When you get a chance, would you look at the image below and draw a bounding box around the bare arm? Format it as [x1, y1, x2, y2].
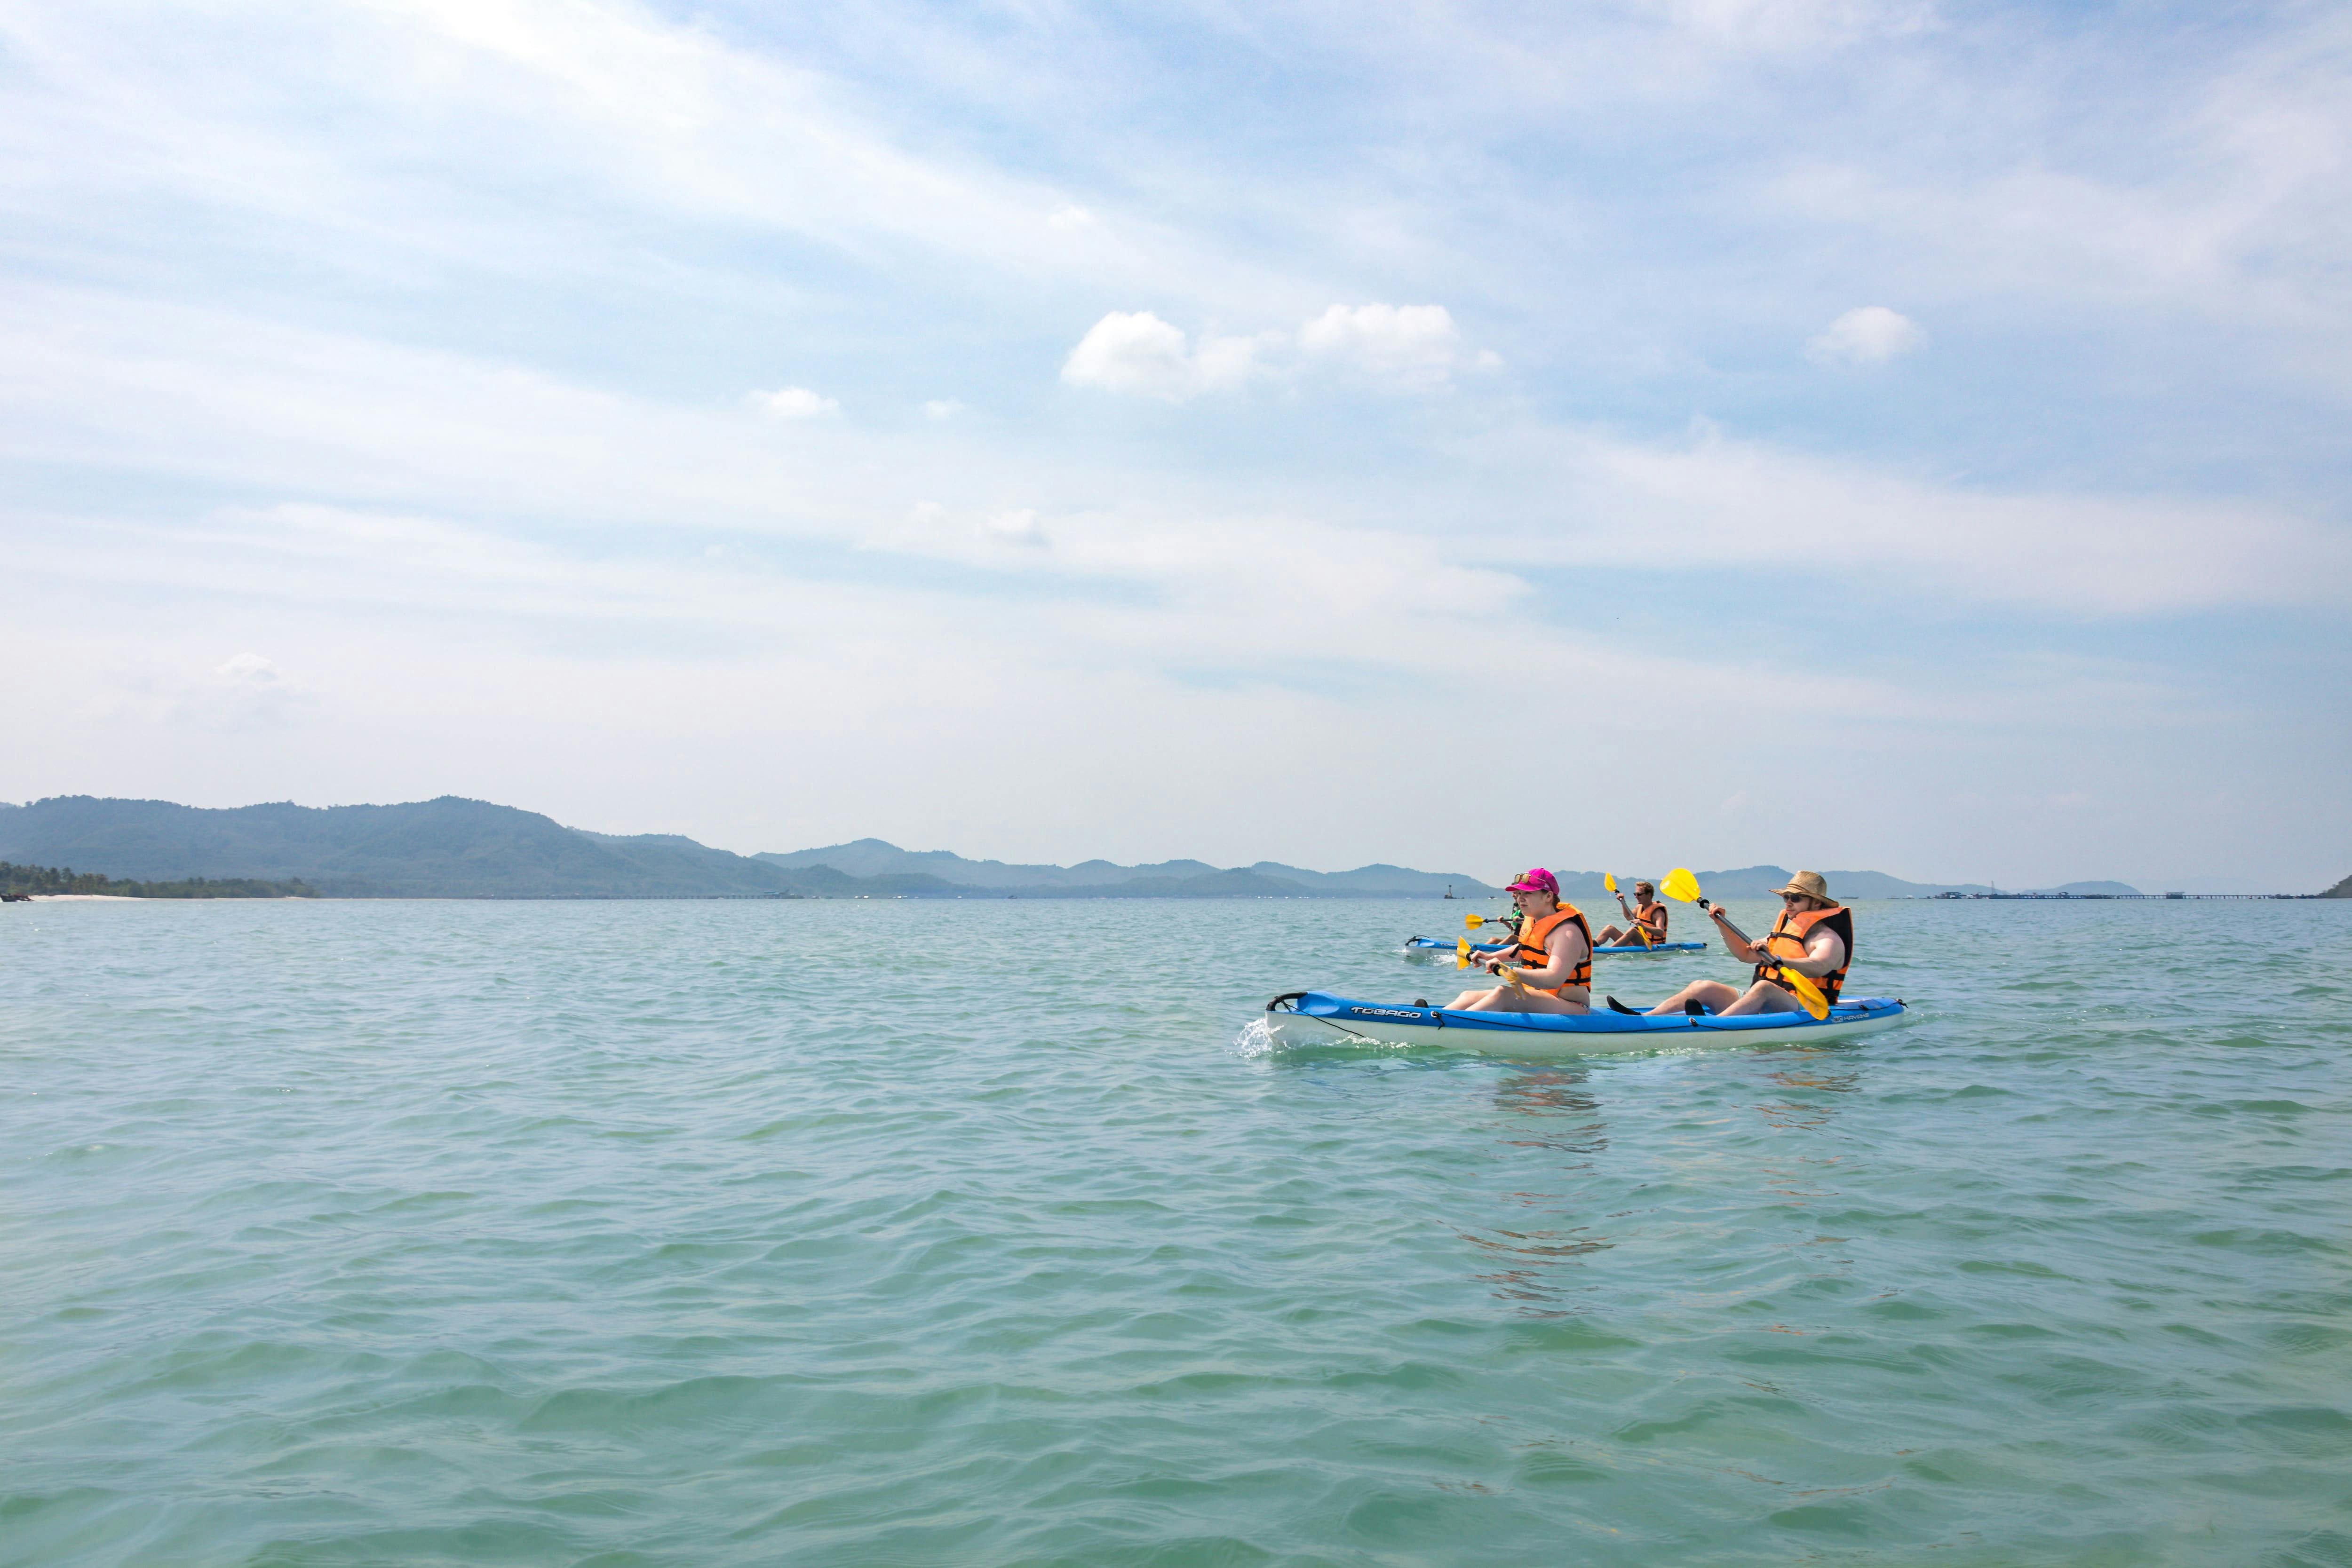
[1773, 927, 1847, 979]
[1709, 905, 1765, 962]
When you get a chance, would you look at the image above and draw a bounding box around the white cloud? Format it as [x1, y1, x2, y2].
[1062, 311, 1191, 397]
[922, 399, 964, 420]
[1806, 306, 1924, 365]
[178, 650, 308, 730]
[1064, 303, 1478, 399]
[1060, 311, 1261, 400]
[753, 386, 841, 419]
[215, 651, 284, 688]
[980, 507, 1048, 548]
[1047, 205, 1096, 231]
[1297, 303, 1465, 388]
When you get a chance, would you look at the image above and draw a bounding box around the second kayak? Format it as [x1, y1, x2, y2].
[1402, 936, 1707, 959]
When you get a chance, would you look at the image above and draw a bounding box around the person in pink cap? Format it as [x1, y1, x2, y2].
[1445, 868, 1594, 1014]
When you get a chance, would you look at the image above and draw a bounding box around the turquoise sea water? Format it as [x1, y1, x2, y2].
[3, 896, 2347, 1567]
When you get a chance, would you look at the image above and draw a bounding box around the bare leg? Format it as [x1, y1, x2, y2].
[1645, 979, 1742, 1016]
[1716, 979, 1810, 1017]
[1455, 985, 1591, 1014]
[1595, 924, 1628, 945]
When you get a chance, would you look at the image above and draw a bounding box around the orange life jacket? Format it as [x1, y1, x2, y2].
[1512, 903, 1594, 996]
[1754, 905, 1852, 1005]
[1628, 901, 1667, 944]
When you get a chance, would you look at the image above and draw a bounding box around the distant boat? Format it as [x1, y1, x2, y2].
[1444, 884, 1457, 899]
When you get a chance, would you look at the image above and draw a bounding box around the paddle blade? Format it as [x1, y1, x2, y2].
[1465, 913, 1482, 930]
[1604, 871, 1617, 894]
[1778, 966, 1831, 1020]
[1457, 937, 1471, 969]
[1661, 868, 1703, 904]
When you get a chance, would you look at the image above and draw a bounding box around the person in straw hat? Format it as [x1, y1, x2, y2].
[1641, 871, 1853, 1017]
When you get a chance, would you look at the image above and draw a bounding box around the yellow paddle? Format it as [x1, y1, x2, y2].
[1659, 867, 1829, 1019]
[1459, 937, 1527, 987]
[1767, 962, 1831, 1020]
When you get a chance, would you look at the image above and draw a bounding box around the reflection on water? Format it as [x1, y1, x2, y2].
[1741, 1054, 1865, 1285]
[1490, 1067, 1609, 1158]
[1468, 1068, 1615, 1312]
[1750, 1053, 1864, 1133]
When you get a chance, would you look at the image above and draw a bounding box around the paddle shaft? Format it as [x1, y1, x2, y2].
[1700, 900, 1757, 947]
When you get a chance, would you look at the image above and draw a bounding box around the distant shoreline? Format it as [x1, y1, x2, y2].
[10, 794, 2335, 897]
[13, 891, 2334, 905]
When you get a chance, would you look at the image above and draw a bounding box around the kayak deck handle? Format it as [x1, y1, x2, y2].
[1267, 992, 1308, 1013]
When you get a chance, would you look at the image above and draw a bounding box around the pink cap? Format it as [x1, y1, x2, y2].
[1506, 868, 1559, 897]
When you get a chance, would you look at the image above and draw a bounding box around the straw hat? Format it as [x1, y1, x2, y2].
[1772, 870, 1833, 904]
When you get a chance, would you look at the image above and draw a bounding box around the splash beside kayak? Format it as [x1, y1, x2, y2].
[1265, 991, 1909, 1053]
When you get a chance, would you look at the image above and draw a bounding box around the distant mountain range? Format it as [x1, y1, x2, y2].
[0, 795, 2143, 901]
[757, 839, 1491, 897]
[0, 797, 1495, 900]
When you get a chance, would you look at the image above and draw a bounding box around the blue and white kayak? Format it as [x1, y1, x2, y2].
[1265, 990, 1909, 1054]
[1402, 936, 1707, 959]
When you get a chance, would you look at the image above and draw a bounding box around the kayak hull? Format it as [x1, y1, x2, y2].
[1403, 937, 1706, 959]
[1265, 990, 1909, 1055]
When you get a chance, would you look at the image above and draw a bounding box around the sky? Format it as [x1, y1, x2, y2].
[2, 0, 2347, 892]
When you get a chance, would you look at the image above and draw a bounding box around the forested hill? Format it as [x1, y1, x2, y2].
[0, 797, 1499, 900]
[0, 797, 792, 899]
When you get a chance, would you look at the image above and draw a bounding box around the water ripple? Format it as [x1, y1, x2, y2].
[2, 896, 2347, 1565]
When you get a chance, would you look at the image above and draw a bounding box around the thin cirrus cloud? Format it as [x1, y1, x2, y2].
[872, 502, 1049, 555]
[5, 277, 2337, 625]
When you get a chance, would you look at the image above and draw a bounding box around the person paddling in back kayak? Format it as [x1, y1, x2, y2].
[1640, 871, 1851, 1017]
[1445, 868, 1594, 1014]
[1594, 880, 1667, 949]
